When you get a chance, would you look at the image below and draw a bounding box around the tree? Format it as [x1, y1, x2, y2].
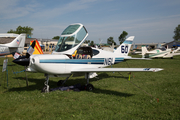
[119, 31, 128, 44]
[7, 26, 34, 38]
[89, 41, 94, 46]
[173, 24, 180, 41]
[84, 40, 90, 44]
[52, 36, 60, 40]
[107, 37, 116, 45]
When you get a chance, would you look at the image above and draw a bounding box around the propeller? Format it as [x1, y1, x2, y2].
[13, 40, 36, 66]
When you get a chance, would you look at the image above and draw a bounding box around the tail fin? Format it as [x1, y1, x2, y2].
[30, 40, 43, 55]
[4, 34, 26, 54]
[114, 36, 134, 56]
[141, 46, 148, 58]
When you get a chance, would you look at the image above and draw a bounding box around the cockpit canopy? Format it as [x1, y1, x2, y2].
[54, 23, 88, 54]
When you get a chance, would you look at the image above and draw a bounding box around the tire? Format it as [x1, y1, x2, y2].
[86, 84, 94, 91]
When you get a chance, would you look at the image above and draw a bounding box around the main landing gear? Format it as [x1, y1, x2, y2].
[85, 73, 94, 91]
[41, 73, 94, 93]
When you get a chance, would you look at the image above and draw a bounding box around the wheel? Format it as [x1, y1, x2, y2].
[41, 86, 49, 93]
[171, 57, 173, 59]
[41, 86, 47, 93]
[86, 84, 94, 91]
[57, 80, 64, 86]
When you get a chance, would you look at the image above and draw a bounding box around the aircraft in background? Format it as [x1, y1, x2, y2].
[142, 46, 180, 59]
[19, 23, 163, 93]
[101, 43, 115, 52]
[0, 34, 26, 56]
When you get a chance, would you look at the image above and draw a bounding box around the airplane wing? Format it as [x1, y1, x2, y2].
[71, 68, 163, 73]
[171, 53, 180, 56]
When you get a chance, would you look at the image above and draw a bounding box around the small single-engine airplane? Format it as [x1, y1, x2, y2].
[142, 46, 180, 59]
[0, 34, 26, 56]
[22, 23, 163, 92]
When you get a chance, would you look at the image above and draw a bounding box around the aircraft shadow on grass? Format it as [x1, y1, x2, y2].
[8, 72, 133, 97]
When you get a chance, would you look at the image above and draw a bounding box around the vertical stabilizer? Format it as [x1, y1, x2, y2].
[30, 40, 43, 55]
[114, 36, 134, 56]
[141, 46, 148, 58]
[17, 34, 26, 53]
[4, 34, 26, 54]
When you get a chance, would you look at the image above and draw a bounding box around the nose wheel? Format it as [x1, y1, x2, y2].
[42, 74, 50, 93]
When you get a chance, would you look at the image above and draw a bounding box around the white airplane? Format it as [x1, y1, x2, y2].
[142, 46, 180, 59]
[26, 23, 163, 92]
[0, 34, 26, 56]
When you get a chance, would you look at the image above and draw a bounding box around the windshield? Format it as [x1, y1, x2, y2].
[55, 26, 87, 52]
[62, 25, 80, 35]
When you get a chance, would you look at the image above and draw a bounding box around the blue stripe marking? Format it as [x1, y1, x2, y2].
[40, 58, 125, 64]
[123, 41, 133, 44]
[115, 58, 124, 63]
[40, 58, 105, 64]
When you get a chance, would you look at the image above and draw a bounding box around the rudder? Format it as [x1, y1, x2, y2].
[114, 36, 134, 56]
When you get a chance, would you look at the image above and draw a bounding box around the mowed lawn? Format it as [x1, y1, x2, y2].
[0, 55, 180, 119]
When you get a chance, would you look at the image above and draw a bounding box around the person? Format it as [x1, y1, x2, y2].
[50, 83, 86, 92]
[72, 50, 77, 58]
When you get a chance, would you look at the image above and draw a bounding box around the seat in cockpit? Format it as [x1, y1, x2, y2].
[83, 55, 91, 59]
[75, 54, 82, 59]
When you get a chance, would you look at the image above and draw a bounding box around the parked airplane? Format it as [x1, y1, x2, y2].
[101, 43, 115, 52]
[142, 46, 180, 58]
[0, 34, 26, 56]
[23, 23, 163, 92]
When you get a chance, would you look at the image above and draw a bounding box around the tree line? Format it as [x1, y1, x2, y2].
[7, 24, 180, 44]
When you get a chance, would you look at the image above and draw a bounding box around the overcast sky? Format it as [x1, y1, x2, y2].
[0, 0, 180, 44]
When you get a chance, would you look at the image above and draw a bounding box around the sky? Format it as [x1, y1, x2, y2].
[0, 0, 180, 44]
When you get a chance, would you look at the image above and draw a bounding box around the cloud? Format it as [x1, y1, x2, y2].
[31, 0, 98, 19]
[0, 0, 39, 19]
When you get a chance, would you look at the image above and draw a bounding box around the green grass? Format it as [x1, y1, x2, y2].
[0, 56, 180, 119]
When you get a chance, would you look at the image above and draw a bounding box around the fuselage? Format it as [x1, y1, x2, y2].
[146, 49, 172, 58]
[0, 45, 11, 56]
[26, 23, 133, 75]
[27, 47, 130, 75]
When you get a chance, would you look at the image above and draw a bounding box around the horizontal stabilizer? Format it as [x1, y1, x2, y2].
[71, 68, 163, 73]
[171, 53, 180, 56]
[124, 58, 151, 60]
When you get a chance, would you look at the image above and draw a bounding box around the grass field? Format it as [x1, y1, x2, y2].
[0, 55, 180, 119]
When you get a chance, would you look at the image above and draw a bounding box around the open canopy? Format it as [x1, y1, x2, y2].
[53, 23, 88, 55]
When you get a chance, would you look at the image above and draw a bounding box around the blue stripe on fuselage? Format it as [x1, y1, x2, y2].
[115, 58, 124, 64]
[40, 58, 124, 64]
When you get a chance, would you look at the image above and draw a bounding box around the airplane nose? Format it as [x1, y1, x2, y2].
[30, 56, 39, 65]
[13, 56, 30, 66]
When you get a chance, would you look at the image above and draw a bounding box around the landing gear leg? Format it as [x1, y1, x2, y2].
[42, 74, 50, 93]
[57, 74, 72, 86]
[85, 73, 94, 91]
